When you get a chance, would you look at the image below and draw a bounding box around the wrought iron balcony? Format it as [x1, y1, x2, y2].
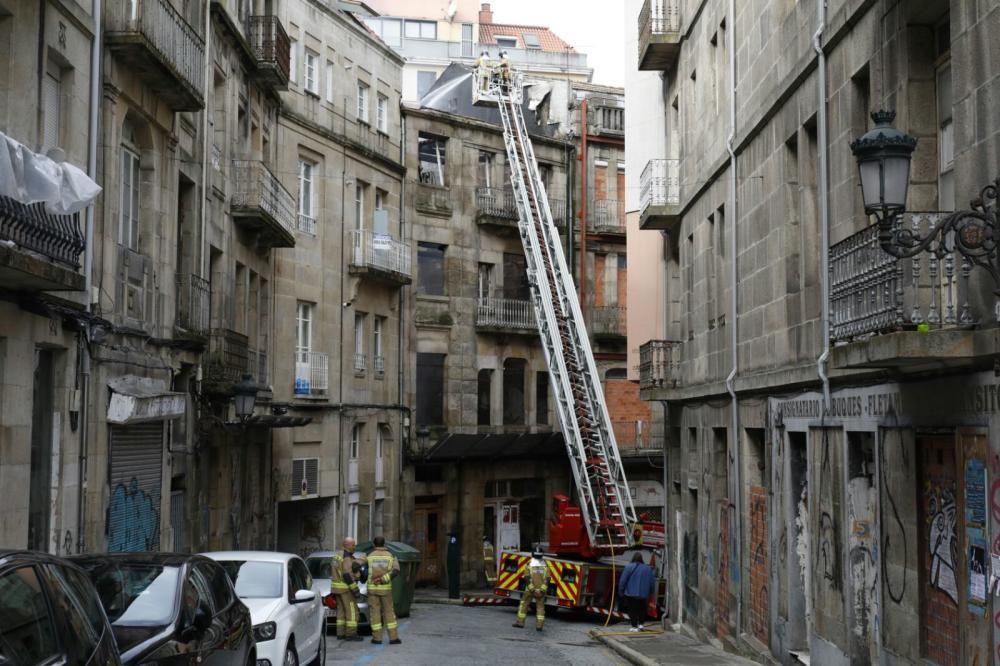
[590, 305, 626, 338]
[639, 339, 682, 391]
[549, 198, 567, 227]
[203, 329, 249, 395]
[231, 160, 296, 248]
[246, 15, 290, 91]
[640, 158, 680, 231]
[105, 0, 205, 110]
[612, 420, 661, 452]
[638, 0, 681, 71]
[0, 195, 85, 291]
[294, 351, 329, 396]
[589, 199, 626, 235]
[354, 352, 367, 375]
[476, 297, 536, 334]
[349, 229, 412, 286]
[373, 354, 385, 376]
[475, 187, 518, 227]
[175, 273, 210, 341]
[829, 216, 993, 366]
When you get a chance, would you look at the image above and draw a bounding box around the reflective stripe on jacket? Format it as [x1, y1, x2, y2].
[367, 547, 399, 595]
[525, 560, 549, 593]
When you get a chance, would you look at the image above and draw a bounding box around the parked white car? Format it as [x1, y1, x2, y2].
[204, 551, 326, 666]
[304, 550, 369, 633]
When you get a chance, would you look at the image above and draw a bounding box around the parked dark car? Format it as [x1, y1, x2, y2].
[72, 553, 254, 665]
[0, 549, 122, 666]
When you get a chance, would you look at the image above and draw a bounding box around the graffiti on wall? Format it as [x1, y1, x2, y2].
[991, 452, 1000, 666]
[749, 486, 769, 645]
[880, 428, 908, 605]
[926, 483, 959, 605]
[108, 478, 159, 552]
[716, 504, 731, 640]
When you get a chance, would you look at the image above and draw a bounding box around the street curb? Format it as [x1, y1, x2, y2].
[590, 632, 658, 666]
[412, 597, 465, 606]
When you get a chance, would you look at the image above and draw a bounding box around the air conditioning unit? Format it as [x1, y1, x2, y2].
[291, 457, 319, 498]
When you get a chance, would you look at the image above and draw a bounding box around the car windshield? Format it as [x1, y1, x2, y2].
[88, 564, 180, 626]
[217, 561, 284, 599]
[306, 557, 332, 579]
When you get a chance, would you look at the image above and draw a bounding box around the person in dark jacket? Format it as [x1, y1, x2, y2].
[618, 552, 656, 631]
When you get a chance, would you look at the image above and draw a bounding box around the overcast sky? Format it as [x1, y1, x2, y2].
[489, 0, 626, 87]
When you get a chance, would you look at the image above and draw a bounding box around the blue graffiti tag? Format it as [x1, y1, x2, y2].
[108, 478, 160, 552]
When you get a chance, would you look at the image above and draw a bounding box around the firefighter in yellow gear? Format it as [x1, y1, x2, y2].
[513, 549, 549, 631]
[483, 536, 497, 583]
[330, 537, 363, 641]
[367, 536, 403, 645]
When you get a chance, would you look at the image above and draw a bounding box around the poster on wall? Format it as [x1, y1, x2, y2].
[968, 529, 987, 614]
[965, 458, 986, 526]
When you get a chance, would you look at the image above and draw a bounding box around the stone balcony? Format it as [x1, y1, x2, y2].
[349, 229, 412, 287]
[105, 0, 205, 111]
[246, 14, 290, 91]
[638, 0, 681, 71]
[639, 158, 681, 231]
[475, 187, 518, 229]
[590, 106, 624, 139]
[476, 297, 537, 335]
[829, 217, 1000, 369]
[231, 160, 296, 248]
[589, 305, 626, 339]
[0, 195, 85, 291]
[638, 339, 683, 400]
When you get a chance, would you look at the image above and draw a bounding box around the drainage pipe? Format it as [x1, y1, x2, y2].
[78, 0, 102, 553]
[724, 0, 743, 639]
[814, 0, 831, 409]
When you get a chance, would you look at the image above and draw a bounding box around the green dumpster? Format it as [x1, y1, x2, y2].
[357, 540, 421, 617]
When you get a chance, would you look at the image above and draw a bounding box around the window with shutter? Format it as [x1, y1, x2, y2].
[291, 457, 319, 497]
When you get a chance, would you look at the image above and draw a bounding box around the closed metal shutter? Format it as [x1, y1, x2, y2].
[108, 422, 164, 552]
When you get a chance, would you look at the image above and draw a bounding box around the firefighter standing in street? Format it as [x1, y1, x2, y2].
[513, 548, 549, 631]
[367, 536, 403, 645]
[330, 537, 363, 641]
[483, 536, 496, 584]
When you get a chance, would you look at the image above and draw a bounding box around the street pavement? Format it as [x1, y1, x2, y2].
[323, 602, 626, 666]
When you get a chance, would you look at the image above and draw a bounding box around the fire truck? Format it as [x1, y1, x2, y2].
[471, 62, 665, 621]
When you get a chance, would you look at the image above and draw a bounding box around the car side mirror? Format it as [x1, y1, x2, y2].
[294, 589, 317, 603]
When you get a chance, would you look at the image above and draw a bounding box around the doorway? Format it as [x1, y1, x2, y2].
[414, 498, 443, 585]
[497, 501, 520, 553]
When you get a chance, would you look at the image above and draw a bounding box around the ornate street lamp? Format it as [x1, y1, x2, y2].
[233, 374, 258, 424]
[850, 110, 1000, 295]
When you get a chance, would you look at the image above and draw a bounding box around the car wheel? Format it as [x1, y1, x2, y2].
[310, 630, 326, 666]
[284, 642, 299, 666]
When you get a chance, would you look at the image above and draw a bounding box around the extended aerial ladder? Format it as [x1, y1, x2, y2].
[473, 63, 637, 555]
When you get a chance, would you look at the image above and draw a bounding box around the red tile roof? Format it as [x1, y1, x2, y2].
[479, 23, 577, 53]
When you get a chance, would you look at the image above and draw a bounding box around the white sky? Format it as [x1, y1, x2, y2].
[488, 0, 626, 87]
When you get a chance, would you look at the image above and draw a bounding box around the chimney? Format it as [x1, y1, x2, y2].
[479, 3, 493, 24]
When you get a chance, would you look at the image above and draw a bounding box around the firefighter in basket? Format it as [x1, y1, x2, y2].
[513, 548, 549, 631]
[477, 50, 491, 96]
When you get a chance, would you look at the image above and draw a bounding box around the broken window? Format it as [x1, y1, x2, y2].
[503, 253, 529, 300]
[502, 358, 526, 426]
[418, 133, 447, 186]
[417, 242, 446, 296]
[478, 369, 493, 427]
[535, 372, 549, 425]
[416, 353, 446, 426]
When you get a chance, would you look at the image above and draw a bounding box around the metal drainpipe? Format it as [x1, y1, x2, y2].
[397, 114, 406, 540]
[78, 0, 102, 553]
[814, 0, 831, 409]
[724, 0, 743, 639]
[339, 157, 348, 539]
[578, 98, 588, 318]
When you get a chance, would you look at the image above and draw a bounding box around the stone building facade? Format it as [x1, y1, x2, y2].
[630, 0, 1000, 664]
[270, 0, 408, 555]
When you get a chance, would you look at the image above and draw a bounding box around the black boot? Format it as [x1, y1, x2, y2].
[512, 622, 524, 628]
[370, 639, 382, 644]
[389, 639, 402, 645]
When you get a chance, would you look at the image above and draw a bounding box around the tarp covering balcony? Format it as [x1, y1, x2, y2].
[0, 132, 100, 215]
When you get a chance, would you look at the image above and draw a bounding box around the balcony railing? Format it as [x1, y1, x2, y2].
[829, 214, 988, 343]
[638, 0, 681, 71]
[176, 273, 210, 338]
[204, 329, 249, 393]
[0, 195, 85, 269]
[641, 159, 680, 212]
[231, 160, 296, 247]
[294, 351, 329, 396]
[476, 297, 536, 331]
[639, 339, 682, 390]
[350, 229, 412, 282]
[589, 199, 626, 234]
[590, 305, 627, 337]
[246, 15, 290, 90]
[475, 187, 518, 221]
[593, 106, 625, 136]
[247, 349, 269, 386]
[354, 352, 367, 374]
[105, 0, 205, 110]
[374, 354, 385, 375]
[549, 198, 567, 226]
[612, 420, 659, 450]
